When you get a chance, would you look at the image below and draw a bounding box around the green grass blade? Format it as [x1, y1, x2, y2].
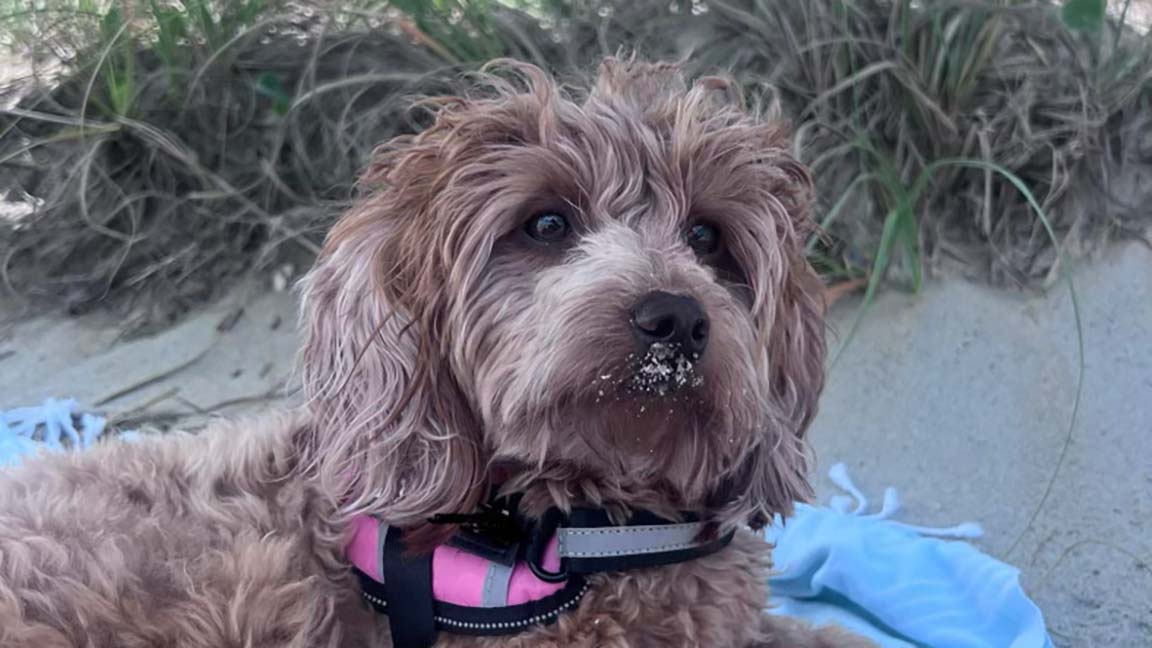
[897, 196, 921, 292]
[82, 9, 134, 121]
[182, 0, 219, 48]
[150, 0, 188, 69]
[1062, 0, 1106, 32]
[828, 201, 903, 368]
[806, 172, 878, 254]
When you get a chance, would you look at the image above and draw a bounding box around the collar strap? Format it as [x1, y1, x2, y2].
[524, 507, 735, 582]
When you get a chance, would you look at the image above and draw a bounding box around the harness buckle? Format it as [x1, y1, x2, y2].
[434, 500, 524, 566]
[524, 507, 568, 583]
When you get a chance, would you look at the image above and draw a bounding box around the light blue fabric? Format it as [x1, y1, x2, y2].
[767, 464, 1053, 648]
[0, 398, 107, 466]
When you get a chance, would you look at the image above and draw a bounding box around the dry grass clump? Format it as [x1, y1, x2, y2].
[701, 0, 1152, 286]
[0, 0, 1149, 329]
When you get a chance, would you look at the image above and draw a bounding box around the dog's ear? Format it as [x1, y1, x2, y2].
[747, 257, 825, 527]
[723, 129, 827, 529]
[296, 131, 487, 547]
[755, 133, 826, 438]
[716, 252, 825, 530]
[297, 64, 565, 545]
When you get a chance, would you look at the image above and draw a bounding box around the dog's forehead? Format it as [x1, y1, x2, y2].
[384, 72, 804, 287]
[514, 98, 770, 226]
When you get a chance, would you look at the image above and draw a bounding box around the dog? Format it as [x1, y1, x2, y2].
[0, 59, 870, 647]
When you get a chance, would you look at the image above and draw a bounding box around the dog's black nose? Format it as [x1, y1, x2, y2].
[630, 291, 709, 357]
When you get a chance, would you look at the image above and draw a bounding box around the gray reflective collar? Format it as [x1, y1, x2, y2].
[524, 507, 735, 582]
[556, 521, 716, 558]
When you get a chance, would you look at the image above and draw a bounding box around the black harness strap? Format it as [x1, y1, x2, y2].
[381, 526, 437, 648]
[356, 568, 588, 637]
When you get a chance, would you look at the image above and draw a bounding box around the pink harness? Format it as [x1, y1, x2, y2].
[346, 498, 734, 647]
[348, 515, 567, 609]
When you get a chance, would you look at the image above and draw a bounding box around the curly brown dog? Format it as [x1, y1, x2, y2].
[0, 59, 871, 647]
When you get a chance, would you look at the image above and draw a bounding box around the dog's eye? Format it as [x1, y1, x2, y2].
[686, 223, 720, 256]
[525, 212, 570, 243]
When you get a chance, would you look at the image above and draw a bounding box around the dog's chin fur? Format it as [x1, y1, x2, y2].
[0, 59, 875, 647]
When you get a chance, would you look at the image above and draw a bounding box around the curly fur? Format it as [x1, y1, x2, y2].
[0, 59, 870, 647]
[298, 58, 824, 543]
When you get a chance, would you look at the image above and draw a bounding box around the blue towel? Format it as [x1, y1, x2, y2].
[767, 464, 1053, 647]
[0, 398, 107, 466]
[2, 400, 1052, 647]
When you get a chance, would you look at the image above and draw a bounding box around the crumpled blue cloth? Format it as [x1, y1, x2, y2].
[0, 398, 107, 466]
[766, 463, 1053, 647]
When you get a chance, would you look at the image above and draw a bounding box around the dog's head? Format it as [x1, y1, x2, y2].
[298, 59, 825, 543]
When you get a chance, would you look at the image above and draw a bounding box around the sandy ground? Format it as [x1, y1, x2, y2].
[809, 241, 1152, 647]
[1, 241, 1150, 646]
[0, 280, 302, 429]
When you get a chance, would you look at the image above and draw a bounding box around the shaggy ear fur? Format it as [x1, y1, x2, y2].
[738, 143, 826, 529]
[744, 257, 826, 528]
[297, 62, 564, 547]
[296, 125, 487, 548]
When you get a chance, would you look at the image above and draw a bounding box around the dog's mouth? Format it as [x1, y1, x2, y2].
[627, 342, 704, 397]
[583, 342, 706, 410]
